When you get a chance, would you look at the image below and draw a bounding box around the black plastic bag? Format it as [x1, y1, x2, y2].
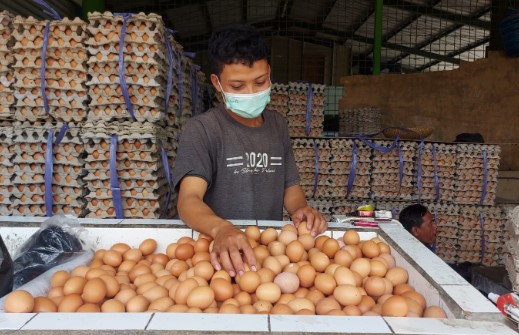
[13, 215, 85, 289]
[0, 234, 13, 297]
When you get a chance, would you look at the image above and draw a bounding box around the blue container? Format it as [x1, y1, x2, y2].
[500, 8, 519, 57]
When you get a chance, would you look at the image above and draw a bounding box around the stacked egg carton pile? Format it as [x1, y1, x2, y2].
[81, 121, 173, 219]
[374, 201, 411, 217]
[287, 82, 325, 137]
[0, 11, 13, 120]
[268, 83, 289, 117]
[164, 35, 182, 130]
[455, 205, 508, 266]
[370, 140, 417, 201]
[85, 12, 166, 123]
[11, 122, 86, 217]
[178, 53, 194, 127]
[454, 144, 500, 206]
[0, 126, 13, 215]
[504, 206, 519, 290]
[338, 106, 381, 137]
[429, 203, 460, 264]
[416, 143, 457, 202]
[12, 17, 88, 122]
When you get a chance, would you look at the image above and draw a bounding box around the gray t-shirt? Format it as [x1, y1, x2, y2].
[173, 104, 300, 221]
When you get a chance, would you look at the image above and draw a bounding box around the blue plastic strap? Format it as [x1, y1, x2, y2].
[391, 207, 397, 219]
[431, 144, 440, 202]
[312, 139, 319, 198]
[191, 67, 197, 116]
[110, 134, 124, 219]
[346, 141, 358, 198]
[40, 22, 51, 114]
[33, 0, 62, 20]
[417, 140, 424, 202]
[432, 210, 438, 254]
[116, 13, 136, 121]
[354, 135, 400, 153]
[177, 51, 183, 118]
[305, 84, 313, 137]
[479, 212, 485, 262]
[397, 140, 404, 195]
[160, 141, 172, 218]
[480, 149, 488, 205]
[164, 32, 174, 115]
[44, 125, 68, 217]
[184, 51, 196, 58]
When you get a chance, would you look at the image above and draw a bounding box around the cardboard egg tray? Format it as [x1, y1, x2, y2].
[11, 16, 88, 122]
[0, 11, 14, 120]
[338, 106, 382, 137]
[86, 12, 167, 123]
[81, 120, 175, 219]
[0, 125, 13, 214]
[287, 82, 325, 137]
[268, 83, 289, 117]
[454, 144, 500, 206]
[504, 206, 519, 290]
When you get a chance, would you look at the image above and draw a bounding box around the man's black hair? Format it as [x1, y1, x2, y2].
[399, 204, 429, 233]
[208, 24, 269, 76]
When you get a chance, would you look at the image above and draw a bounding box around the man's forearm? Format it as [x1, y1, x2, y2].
[283, 184, 308, 216]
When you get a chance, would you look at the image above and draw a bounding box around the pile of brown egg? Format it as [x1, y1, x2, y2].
[3, 224, 447, 317]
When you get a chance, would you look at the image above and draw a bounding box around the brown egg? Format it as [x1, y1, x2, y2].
[357, 295, 376, 314]
[257, 267, 276, 283]
[294, 287, 309, 298]
[234, 291, 252, 306]
[126, 295, 150, 312]
[371, 303, 383, 314]
[256, 282, 281, 303]
[143, 285, 168, 302]
[423, 305, 447, 318]
[254, 300, 273, 313]
[212, 270, 232, 282]
[82, 278, 107, 304]
[382, 278, 394, 295]
[385, 267, 409, 286]
[101, 299, 125, 312]
[314, 273, 337, 296]
[153, 253, 170, 266]
[309, 251, 330, 272]
[194, 238, 210, 253]
[114, 288, 137, 305]
[166, 243, 178, 258]
[85, 268, 107, 280]
[350, 258, 371, 278]
[77, 303, 101, 312]
[175, 244, 195, 260]
[370, 259, 388, 277]
[305, 289, 324, 306]
[253, 245, 270, 264]
[322, 238, 340, 258]
[118, 260, 137, 273]
[103, 250, 123, 267]
[192, 261, 214, 281]
[137, 282, 157, 295]
[283, 263, 300, 274]
[405, 297, 424, 317]
[187, 286, 215, 309]
[4, 290, 34, 313]
[297, 222, 311, 235]
[32, 297, 57, 313]
[124, 248, 143, 262]
[296, 264, 316, 288]
[271, 303, 293, 314]
[134, 273, 157, 287]
[334, 249, 354, 267]
[238, 271, 262, 293]
[393, 283, 414, 295]
[315, 296, 341, 315]
[378, 294, 393, 305]
[139, 239, 158, 256]
[341, 304, 361, 316]
[378, 242, 391, 254]
[314, 236, 329, 250]
[63, 276, 87, 295]
[364, 277, 386, 298]
[361, 241, 380, 258]
[47, 286, 64, 300]
[262, 256, 282, 274]
[58, 294, 83, 312]
[268, 241, 286, 256]
[298, 234, 315, 251]
[278, 230, 298, 245]
[51, 270, 70, 288]
[343, 230, 360, 245]
[333, 266, 356, 286]
[277, 293, 296, 305]
[111, 243, 131, 254]
[129, 264, 151, 282]
[169, 260, 189, 277]
[174, 278, 199, 305]
[333, 285, 362, 306]
[149, 297, 174, 312]
[260, 228, 278, 245]
[245, 226, 261, 241]
[382, 295, 409, 317]
[378, 253, 396, 268]
[402, 290, 426, 310]
[167, 304, 189, 313]
[287, 297, 315, 313]
[274, 272, 300, 294]
[219, 304, 241, 314]
[71, 265, 89, 278]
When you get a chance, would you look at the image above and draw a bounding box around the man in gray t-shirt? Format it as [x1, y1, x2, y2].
[173, 24, 327, 278]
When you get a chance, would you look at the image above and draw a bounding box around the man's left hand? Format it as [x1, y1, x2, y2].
[292, 206, 327, 236]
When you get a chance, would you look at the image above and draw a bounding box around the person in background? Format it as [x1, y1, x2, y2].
[173, 24, 327, 278]
[399, 204, 437, 251]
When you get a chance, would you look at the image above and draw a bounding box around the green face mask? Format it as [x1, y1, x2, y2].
[217, 78, 271, 119]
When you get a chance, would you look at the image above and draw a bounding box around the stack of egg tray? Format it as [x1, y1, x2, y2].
[454, 144, 500, 206]
[0, 11, 13, 120]
[11, 122, 86, 217]
[12, 16, 88, 122]
[504, 206, 519, 291]
[415, 143, 457, 202]
[370, 140, 416, 201]
[429, 203, 460, 264]
[454, 205, 508, 266]
[374, 200, 413, 217]
[85, 12, 167, 123]
[81, 121, 175, 219]
[287, 82, 325, 138]
[338, 106, 381, 137]
[291, 138, 372, 200]
[268, 83, 289, 117]
[0, 125, 13, 215]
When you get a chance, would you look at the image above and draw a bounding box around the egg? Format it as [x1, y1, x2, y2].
[262, 256, 282, 274]
[166, 243, 178, 258]
[268, 241, 286, 256]
[402, 290, 426, 310]
[219, 304, 241, 314]
[139, 239, 158, 256]
[193, 261, 214, 281]
[357, 295, 376, 314]
[274, 272, 300, 294]
[333, 266, 356, 286]
[305, 288, 325, 305]
[153, 253, 170, 266]
[296, 264, 316, 288]
[364, 277, 386, 297]
[187, 286, 215, 309]
[257, 267, 276, 283]
[32, 297, 57, 313]
[315, 296, 341, 315]
[167, 304, 189, 313]
[101, 299, 125, 312]
[245, 226, 261, 241]
[370, 259, 388, 277]
[234, 291, 252, 306]
[51, 270, 70, 288]
[255, 282, 281, 303]
[314, 273, 337, 295]
[275, 255, 290, 268]
[298, 234, 315, 251]
[194, 238, 210, 253]
[71, 265, 89, 277]
[111, 242, 131, 254]
[118, 260, 137, 273]
[343, 304, 362, 316]
[63, 276, 87, 295]
[270, 303, 294, 314]
[174, 278, 199, 305]
[103, 250, 123, 267]
[378, 253, 396, 268]
[385, 267, 409, 286]
[378, 242, 391, 254]
[114, 288, 137, 305]
[124, 248, 143, 262]
[134, 273, 157, 287]
[253, 300, 273, 313]
[309, 251, 330, 272]
[58, 294, 83, 312]
[211, 270, 232, 282]
[321, 238, 340, 258]
[423, 305, 447, 318]
[260, 227, 278, 245]
[405, 297, 423, 317]
[175, 243, 195, 260]
[126, 295, 150, 312]
[287, 297, 315, 313]
[361, 241, 380, 258]
[381, 295, 408, 317]
[393, 283, 414, 295]
[343, 230, 360, 245]
[148, 297, 174, 312]
[4, 290, 34, 312]
[238, 271, 262, 293]
[82, 278, 107, 304]
[333, 284, 362, 306]
[350, 258, 371, 278]
[278, 230, 298, 245]
[85, 268, 107, 280]
[333, 249, 353, 267]
[77, 303, 101, 312]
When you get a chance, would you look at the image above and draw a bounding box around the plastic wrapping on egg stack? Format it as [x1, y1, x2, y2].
[85, 12, 167, 123]
[0, 126, 13, 216]
[12, 16, 88, 122]
[0, 11, 14, 121]
[81, 121, 174, 219]
[287, 82, 325, 138]
[10, 122, 86, 217]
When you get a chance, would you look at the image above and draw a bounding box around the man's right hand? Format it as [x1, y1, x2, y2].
[210, 222, 257, 277]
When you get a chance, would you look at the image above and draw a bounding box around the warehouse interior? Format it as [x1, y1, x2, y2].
[0, 0, 519, 327]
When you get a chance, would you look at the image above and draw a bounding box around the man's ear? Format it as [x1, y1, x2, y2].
[210, 74, 222, 93]
[411, 226, 420, 237]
